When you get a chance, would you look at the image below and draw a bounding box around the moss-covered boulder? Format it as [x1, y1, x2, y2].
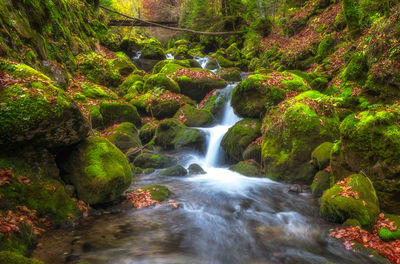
[99, 102, 141, 128]
[378, 214, 400, 241]
[59, 137, 133, 205]
[218, 67, 242, 82]
[311, 142, 334, 170]
[170, 68, 227, 102]
[173, 104, 214, 127]
[311, 170, 331, 197]
[230, 160, 260, 176]
[80, 82, 117, 100]
[0, 154, 80, 226]
[143, 73, 180, 93]
[243, 142, 262, 164]
[130, 89, 195, 119]
[0, 61, 89, 149]
[332, 108, 400, 213]
[119, 73, 143, 96]
[261, 91, 339, 183]
[140, 43, 166, 60]
[320, 174, 380, 230]
[231, 72, 309, 118]
[133, 152, 177, 169]
[139, 120, 159, 145]
[199, 89, 226, 119]
[103, 122, 141, 153]
[0, 251, 43, 264]
[153, 59, 190, 74]
[88, 105, 104, 129]
[141, 184, 170, 201]
[221, 119, 262, 162]
[155, 119, 205, 152]
[188, 163, 206, 175]
[160, 165, 188, 177]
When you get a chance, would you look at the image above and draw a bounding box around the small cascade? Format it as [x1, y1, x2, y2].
[166, 53, 174, 59]
[132, 51, 142, 60]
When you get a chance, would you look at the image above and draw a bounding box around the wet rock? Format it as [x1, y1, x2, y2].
[160, 165, 187, 177]
[311, 142, 334, 170]
[188, 163, 206, 174]
[59, 137, 133, 205]
[103, 122, 141, 153]
[288, 184, 303, 193]
[229, 160, 260, 176]
[133, 152, 177, 169]
[218, 67, 242, 82]
[311, 170, 331, 197]
[173, 104, 214, 127]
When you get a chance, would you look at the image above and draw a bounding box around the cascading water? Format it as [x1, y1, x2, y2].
[33, 56, 387, 264]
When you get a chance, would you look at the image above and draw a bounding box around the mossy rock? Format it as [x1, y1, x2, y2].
[59, 137, 133, 205]
[205, 59, 219, 71]
[221, 119, 262, 162]
[378, 214, 400, 241]
[243, 143, 262, 164]
[155, 119, 205, 152]
[175, 45, 191, 60]
[73, 93, 88, 103]
[143, 168, 155, 174]
[112, 52, 138, 76]
[133, 152, 177, 169]
[261, 91, 339, 183]
[130, 89, 195, 119]
[160, 165, 188, 177]
[99, 102, 141, 128]
[88, 105, 104, 129]
[200, 90, 226, 118]
[171, 69, 227, 102]
[140, 43, 166, 60]
[104, 122, 141, 153]
[0, 155, 80, 226]
[143, 73, 180, 94]
[218, 67, 242, 82]
[141, 184, 170, 201]
[0, 62, 89, 149]
[188, 163, 206, 175]
[311, 142, 334, 170]
[335, 108, 400, 213]
[0, 251, 43, 264]
[173, 104, 214, 127]
[229, 160, 260, 176]
[139, 120, 159, 145]
[342, 52, 368, 83]
[158, 63, 187, 75]
[226, 43, 242, 61]
[119, 73, 143, 96]
[80, 82, 117, 100]
[320, 174, 379, 230]
[0, 224, 37, 257]
[311, 170, 331, 197]
[153, 59, 191, 74]
[77, 52, 123, 87]
[231, 72, 309, 118]
[120, 37, 142, 57]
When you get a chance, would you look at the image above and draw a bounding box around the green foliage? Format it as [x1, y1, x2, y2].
[0, 251, 43, 264]
[342, 0, 360, 38]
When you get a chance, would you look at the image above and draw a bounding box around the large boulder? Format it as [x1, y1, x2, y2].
[311, 142, 334, 170]
[133, 152, 177, 169]
[331, 108, 400, 213]
[130, 89, 195, 119]
[221, 119, 262, 162]
[140, 43, 166, 60]
[320, 174, 380, 231]
[155, 119, 205, 152]
[0, 61, 89, 149]
[143, 73, 180, 94]
[59, 137, 133, 205]
[170, 68, 227, 102]
[231, 72, 309, 118]
[103, 122, 141, 153]
[99, 102, 141, 128]
[261, 91, 339, 183]
[311, 170, 331, 197]
[218, 67, 242, 82]
[173, 104, 214, 127]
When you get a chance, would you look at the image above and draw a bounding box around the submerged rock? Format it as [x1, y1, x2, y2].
[160, 165, 188, 177]
[188, 163, 206, 175]
[141, 184, 170, 201]
[59, 137, 133, 205]
[133, 152, 177, 169]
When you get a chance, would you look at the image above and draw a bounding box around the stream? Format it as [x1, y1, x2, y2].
[33, 56, 387, 264]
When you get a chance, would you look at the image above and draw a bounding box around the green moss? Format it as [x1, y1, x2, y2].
[143, 168, 155, 174]
[155, 119, 205, 151]
[105, 122, 141, 152]
[158, 63, 187, 75]
[153, 59, 190, 74]
[311, 170, 331, 196]
[81, 82, 117, 100]
[173, 104, 214, 127]
[342, 52, 368, 82]
[119, 74, 143, 96]
[218, 67, 242, 82]
[311, 142, 334, 170]
[342, 0, 360, 38]
[141, 184, 169, 201]
[343, 218, 362, 227]
[316, 35, 335, 63]
[99, 102, 141, 127]
[377, 214, 400, 241]
[221, 119, 261, 162]
[0, 224, 37, 256]
[141, 43, 166, 60]
[143, 73, 180, 94]
[320, 174, 380, 230]
[0, 251, 43, 264]
[0, 60, 50, 81]
[160, 165, 188, 176]
[73, 93, 88, 103]
[59, 137, 133, 204]
[229, 161, 260, 176]
[133, 152, 177, 169]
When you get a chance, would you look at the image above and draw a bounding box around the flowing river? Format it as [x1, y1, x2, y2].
[33, 57, 388, 264]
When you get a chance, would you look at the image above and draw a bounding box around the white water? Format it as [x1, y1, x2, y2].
[193, 56, 220, 74]
[132, 51, 142, 60]
[166, 53, 174, 59]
